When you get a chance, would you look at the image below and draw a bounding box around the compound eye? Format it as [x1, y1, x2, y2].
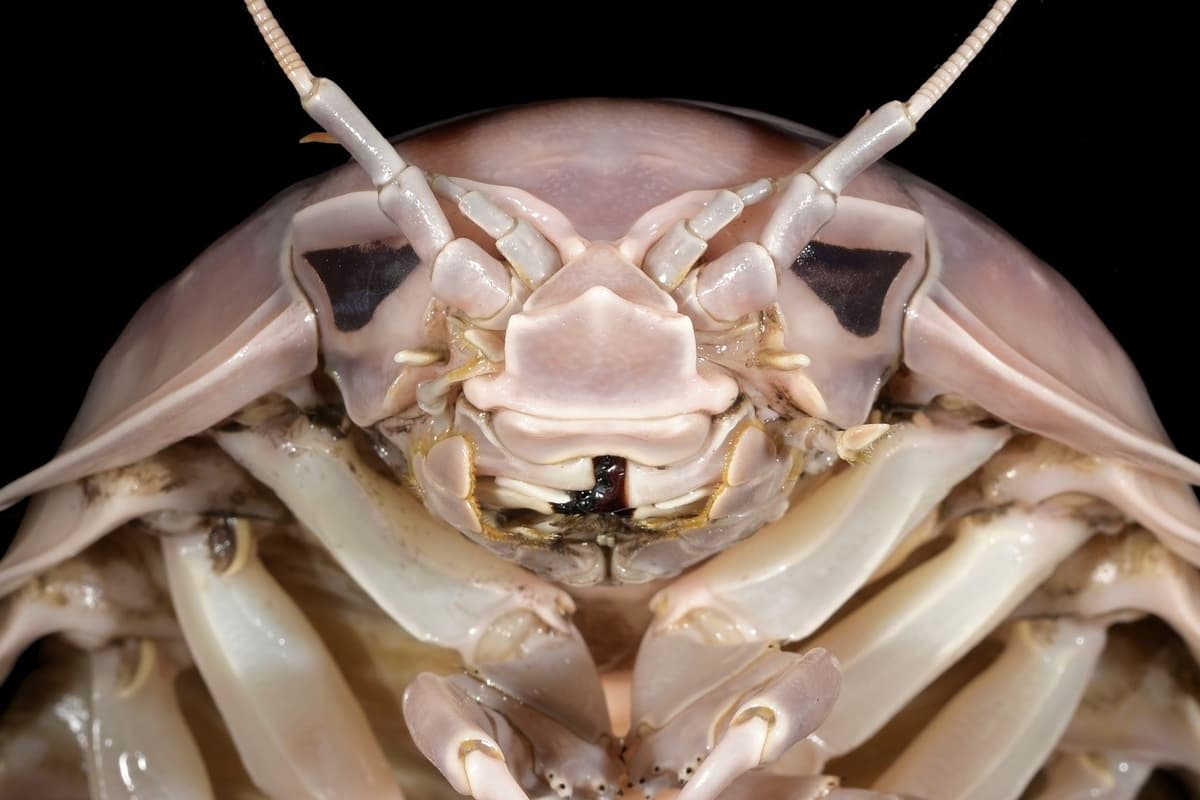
[790, 241, 910, 338]
[291, 191, 438, 426]
[773, 196, 927, 428]
[303, 242, 421, 332]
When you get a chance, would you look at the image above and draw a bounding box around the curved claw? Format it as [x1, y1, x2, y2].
[677, 649, 840, 800]
[733, 648, 842, 764]
[627, 644, 839, 796]
[162, 520, 402, 800]
[87, 641, 213, 800]
[677, 716, 767, 800]
[0, 531, 177, 683]
[404, 672, 621, 800]
[403, 672, 531, 797]
[463, 750, 532, 800]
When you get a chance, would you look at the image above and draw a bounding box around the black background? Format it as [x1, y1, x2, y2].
[2, 1, 1197, 539]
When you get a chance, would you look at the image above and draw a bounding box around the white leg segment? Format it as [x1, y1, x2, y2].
[87, 640, 213, 800]
[0, 440, 280, 597]
[874, 618, 1107, 800]
[0, 532, 177, 683]
[777, 506, 1092, 772]
[1016, 527, 1200, 661]
[214, 413, 610, 740]
[1058, 622, 1200, 772]
[460, 679, 621, 798]
[161, 520, 404, 800]
[651, 419, 1010, 643]
[957, 435, 1200, 566]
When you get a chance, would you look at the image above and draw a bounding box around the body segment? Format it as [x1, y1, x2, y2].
[2, 4, 1198, 798]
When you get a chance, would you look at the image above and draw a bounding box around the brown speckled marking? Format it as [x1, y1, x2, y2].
[207, 520, 239, 575]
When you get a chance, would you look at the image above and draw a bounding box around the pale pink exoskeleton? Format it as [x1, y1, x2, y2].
[1, 2, 1198, 798]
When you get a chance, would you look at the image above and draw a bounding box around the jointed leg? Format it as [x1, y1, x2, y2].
[214, 405, 616, 795]
[874, 619, 1107, 799]
[161, 518, 404, 800]
[626, 417, 1009, 791]
[87, 640, 213, 800]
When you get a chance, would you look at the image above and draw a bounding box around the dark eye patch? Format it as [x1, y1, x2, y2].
[790, 241, 911, 337]
[303, 242, 420, 331]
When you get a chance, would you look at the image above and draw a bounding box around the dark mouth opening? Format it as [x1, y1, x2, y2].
[552, 455, 631, 516]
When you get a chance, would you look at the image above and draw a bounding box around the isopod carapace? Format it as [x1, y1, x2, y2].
[1, 2, 1198, 799]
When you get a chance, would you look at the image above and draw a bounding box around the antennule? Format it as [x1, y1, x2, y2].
[906, 0, 1017, 122]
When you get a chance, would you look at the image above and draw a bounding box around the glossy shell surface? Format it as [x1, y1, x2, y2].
[0, 3, 1195, 796]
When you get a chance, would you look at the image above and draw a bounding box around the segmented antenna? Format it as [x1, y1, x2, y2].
[241, 1, 454, 263]
[245, 0, 315, 96]
[758, 1, 1022, 289]
[906, 0, 1016, 122]
[241, 0, 406, 187]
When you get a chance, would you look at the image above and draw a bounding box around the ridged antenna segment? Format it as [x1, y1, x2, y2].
[245, 0, 315, 96]
[906, 0, 1016, 122]
[239, 1, 457, 266]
